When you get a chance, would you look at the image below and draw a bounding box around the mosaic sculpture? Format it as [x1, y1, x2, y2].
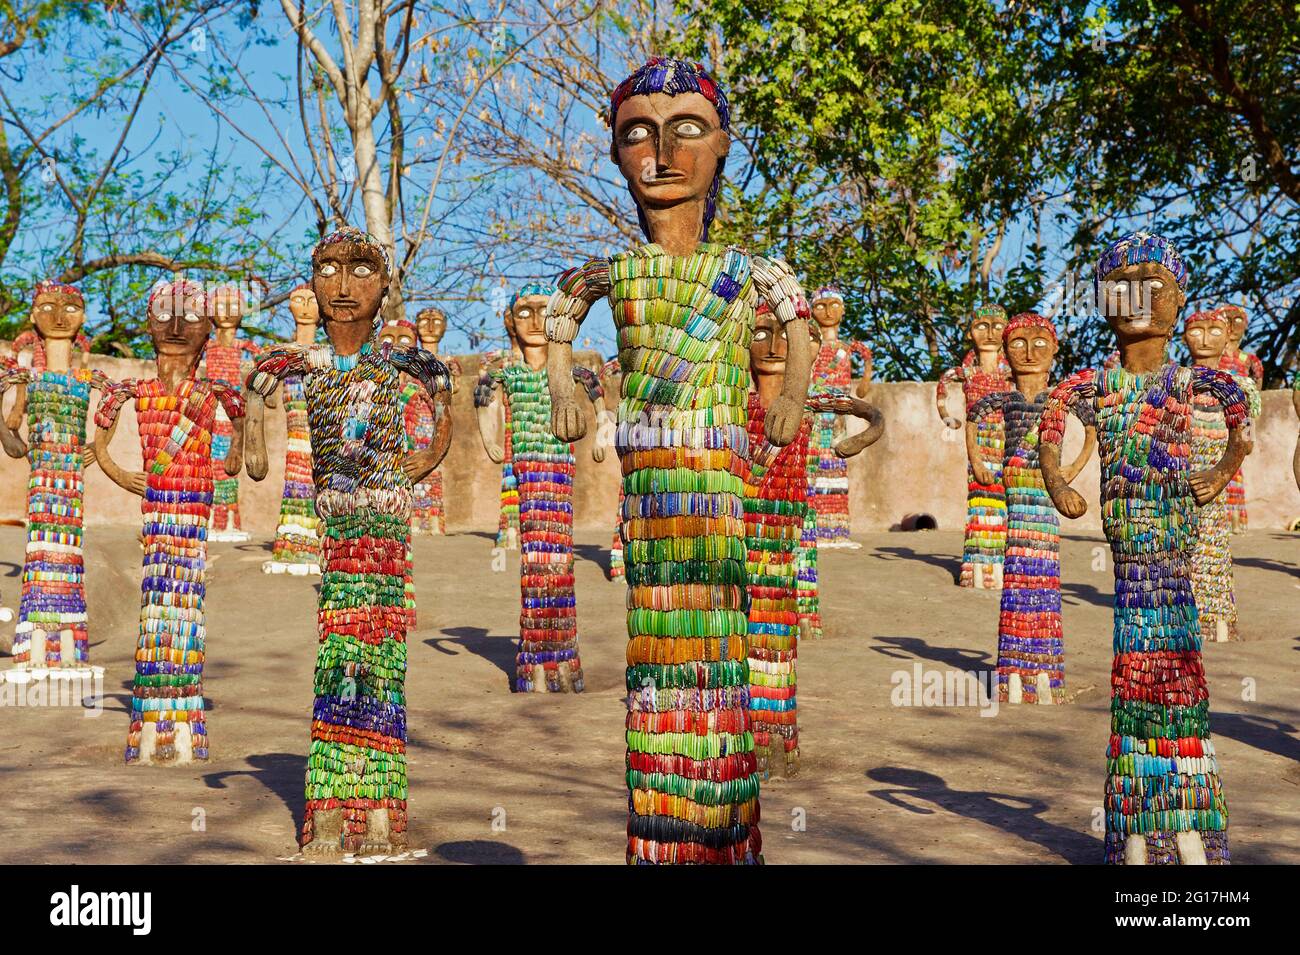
[202, 285, 260, 542]
[1039, 232, 1250, 865]
[1213, 305, 1264, 533]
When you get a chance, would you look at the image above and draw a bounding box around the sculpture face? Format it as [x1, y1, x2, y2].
[1099, 262, 1184, 344]
[210, 287, 245, 330]
[810, 296, 844, 330]
[969, 313, 1007, 353]
[1220, 307, 1247, 345]
[750, 310, 819, 380]
[377, 321, 417, 351]
[1183, 317, 1229, 362]
[416, 308, 446, 344]
[1004, 325, 1057, 375]
[312, 241, 388, 330]
[31, 291, 85, 341]
[613, 91, 728, 217]
[288, 288, 320, 327]
[508, 294, 550, 348]
[149, 289, 212, 358]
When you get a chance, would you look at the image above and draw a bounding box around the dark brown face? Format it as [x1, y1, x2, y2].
[1222, 308, 1247, 345]
[810, 296, 844, 329]
[31, 291, 85, 341]
[149, 290, 212, 358]
[750, 311, 793, 378]
[613, 91, 727, 217]
[969, 313, 1007, 352]
[417, 309, 446, 344]
[312, 241, 389, 330]
[510, 295, 549, 348]
[288, 288, 319, 327]
[1099, 262, 1184, 344]
[1183, 317, 1229, 362]
[1004, 326, 1057, 374]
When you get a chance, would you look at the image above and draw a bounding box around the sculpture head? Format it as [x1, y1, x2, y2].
[310, 227, 391, 340]
[1183, 309, 1230, 365]
[506, 283, 555, 350]
[969, 304, 1007, 354]
[809, 286, 845, 331]
[210, 284, 246, 330]
[147, 279, 212, 361]
[30, 280, 85, 342]
[1216, 304, 1248, 346]
[377, 318, 418, 352]
[288, 284, 320, 328]
[416, 307, 447, 346]
[1094, 231, 1188, 346]
[608, 57, 730, 241]
[750, 301, 821, 382]
[1003, 312, 1058, 375]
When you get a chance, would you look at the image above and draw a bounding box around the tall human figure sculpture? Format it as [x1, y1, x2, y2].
[966, 313, 1095, 704]
[414, 307, 459, 535]
[244, 228, 452, 854]
[1214, 305, 1263, 533]
[202, 285, 259, 542]
[264, 284, 322, 575]
[806, 286, 872, 549]
[747, 304, 882, 777]
[936, 305, 1012, 588]
[478, 303, 524, 550]
[1183, 310, 1260, 642]
[94, 280, 245, 764]
[1039, 232, 1249, 865]
[544, 58, 814, 864]
[477, 284, 612, 691]
[0, 282, 109, 671]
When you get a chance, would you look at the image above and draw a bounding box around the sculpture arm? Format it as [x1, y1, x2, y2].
[1189, 367, 1252, 505]
[1037, 370, 1096, 519]
[93, 379, 146, 496]
[545, 259, 610, 443]
[0, 368, 30, 458]
[473, 365, 505, 464]
[850, 340, 874, 397]
[935, 366, 963, 428]
[213, 383, 247, 476]
[243, 345, 307, 482]
[964, 393, 1004, 486]
[388, 346, 455, 483]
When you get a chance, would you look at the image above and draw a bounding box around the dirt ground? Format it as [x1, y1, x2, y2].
[0, 524, 1296, 865]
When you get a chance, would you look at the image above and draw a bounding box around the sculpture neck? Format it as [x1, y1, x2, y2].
[294, 324, 317, 346]
[1011, 369, 1050, 399]
[43, 337, 73, 373]
[521, 342, 547, 371]
[327, 320, 374, 358]
[819, 324, 841, 344]
[157, 353, 200, 393]
[215, 326, 238, 348]
[1117, 336, 1169, 375]
[644, 203, 707, 257]
[975, 348, 1001, 374]
[420, 338, 440, 356]
[753, 370, 783, 410]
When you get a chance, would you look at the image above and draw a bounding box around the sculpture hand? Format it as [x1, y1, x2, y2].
[81, 446, 97, 469]
[1, 429, 28, 459]
[486, 443, 504, 464]
[763, 394, 802, 447]
[223, 448, 243, 477]
[1052, 486, 1088, 519]
[1189, 469, 1227, 507]
[400, 449, 438, 484]
[943, 416, 962, 431]
[970, 461, 995, 487]
[124, 470, 148, 497]
[551, 395, 588, 443]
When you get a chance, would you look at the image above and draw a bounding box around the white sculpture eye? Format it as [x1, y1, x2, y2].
[354, 264, 373, 277]
[624, 125, 651, 144]
[318, 263, 338, 277]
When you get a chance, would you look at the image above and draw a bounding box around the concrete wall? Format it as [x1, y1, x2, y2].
[3, 348, 1298, 533]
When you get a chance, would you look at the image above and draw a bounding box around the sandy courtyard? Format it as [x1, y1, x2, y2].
[0, 524, 1296, 865]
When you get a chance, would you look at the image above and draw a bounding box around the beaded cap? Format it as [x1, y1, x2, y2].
[973, 303, 1007, 322]
[147, 279, 209, 314]
[31, 279, 83, 306]
[1004, 311, 1057, 343]
[1094, 231, 1189, 291]
[608, 57, 730, 242]
[1184, 308, 1228, 331]
[810, 286, 844, 303]
[1215, 304, 1247, 329]
[508, 283, 556, 315]
[311, 227, 392, 278]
